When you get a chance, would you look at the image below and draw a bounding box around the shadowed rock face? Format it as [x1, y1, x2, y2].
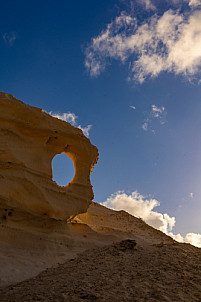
[0, 92, 98, 219]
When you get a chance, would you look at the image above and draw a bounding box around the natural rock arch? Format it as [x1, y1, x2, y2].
[52, 153, 75, 186]
[0, 92, 98, 220]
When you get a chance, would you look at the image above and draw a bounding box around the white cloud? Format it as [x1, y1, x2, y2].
[85, 8, 201, 83]
[49, 112, 92, 137]
[102, 191, 176, 233]
[102, 190, 201, 248]
[170, 232, 201, 247]
[130, 105, 136, 110]
[142, 120, 149, 131]
[152, 105, 165, 118]
[3, 32, 18, 46]
[190, 192, 194, 198]
[188, 0, 201, 7]
[151, 105, 167, 124]
[49, 112, 78, 125]
[78, 124, 92, 137]
[142, 105, 167, 131]
[138, 0, 156, 10]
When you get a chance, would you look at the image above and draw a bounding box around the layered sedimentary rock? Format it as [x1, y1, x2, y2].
[0, 92, 98, 219]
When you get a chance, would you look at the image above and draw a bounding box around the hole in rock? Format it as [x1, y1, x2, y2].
[52, 153, 75, 186]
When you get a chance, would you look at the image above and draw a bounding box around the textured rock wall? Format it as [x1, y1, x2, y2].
[0, 92, 98, 219]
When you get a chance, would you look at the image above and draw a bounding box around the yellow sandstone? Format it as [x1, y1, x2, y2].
[0, 92, 98, 220]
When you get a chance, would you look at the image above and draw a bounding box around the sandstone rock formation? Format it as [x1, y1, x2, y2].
[0, 92, 98, 220]
[1, 93, 201, 301]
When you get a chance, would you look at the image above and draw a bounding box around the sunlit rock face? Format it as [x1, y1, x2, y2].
[0, 92, 98, 219]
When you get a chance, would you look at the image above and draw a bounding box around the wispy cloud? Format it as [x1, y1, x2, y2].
[3, 32, 18, 46]
[137, 0, 156, 10]
[163, 0, 201, 7]
[49, 111, 92, 138]
[49, 112, 78, 125]
[78, 124, 92, 137]
[130, 105, 136, 110]
[102, 190, 201, 248]
[142, 105, 167, 131]
[142, 120, 149, 131]
[85, 7, 201, 83]
[151, 105, 166, 124]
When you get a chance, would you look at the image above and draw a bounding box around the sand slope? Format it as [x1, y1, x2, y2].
[0, 202, 201, 301]
[0, 202, 171, 287]
[0, 238, 201, 301]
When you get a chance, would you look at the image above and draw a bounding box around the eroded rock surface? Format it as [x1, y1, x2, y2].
[2, 91, 197, 299]
[0, 92, 98, 219]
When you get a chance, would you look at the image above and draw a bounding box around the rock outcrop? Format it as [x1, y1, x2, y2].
[1, 94, 201, 302]
[0, 92, 98, 219]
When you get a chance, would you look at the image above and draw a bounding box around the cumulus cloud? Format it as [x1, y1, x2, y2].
[85, 8, 201, 83]
[187, 0, 201, 7]
[49, 112, 92, 137]
[170, 232, 201, 247]
[3, 32, 18, 46]
[102, 190, 201, 248]
[102, 190, 175, 233]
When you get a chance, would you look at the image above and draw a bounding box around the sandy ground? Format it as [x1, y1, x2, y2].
[0, 202, 201, 301]
[0, 239, 201, 301]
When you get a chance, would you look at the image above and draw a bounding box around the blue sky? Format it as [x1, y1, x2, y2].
[1, 0, 201, 246]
